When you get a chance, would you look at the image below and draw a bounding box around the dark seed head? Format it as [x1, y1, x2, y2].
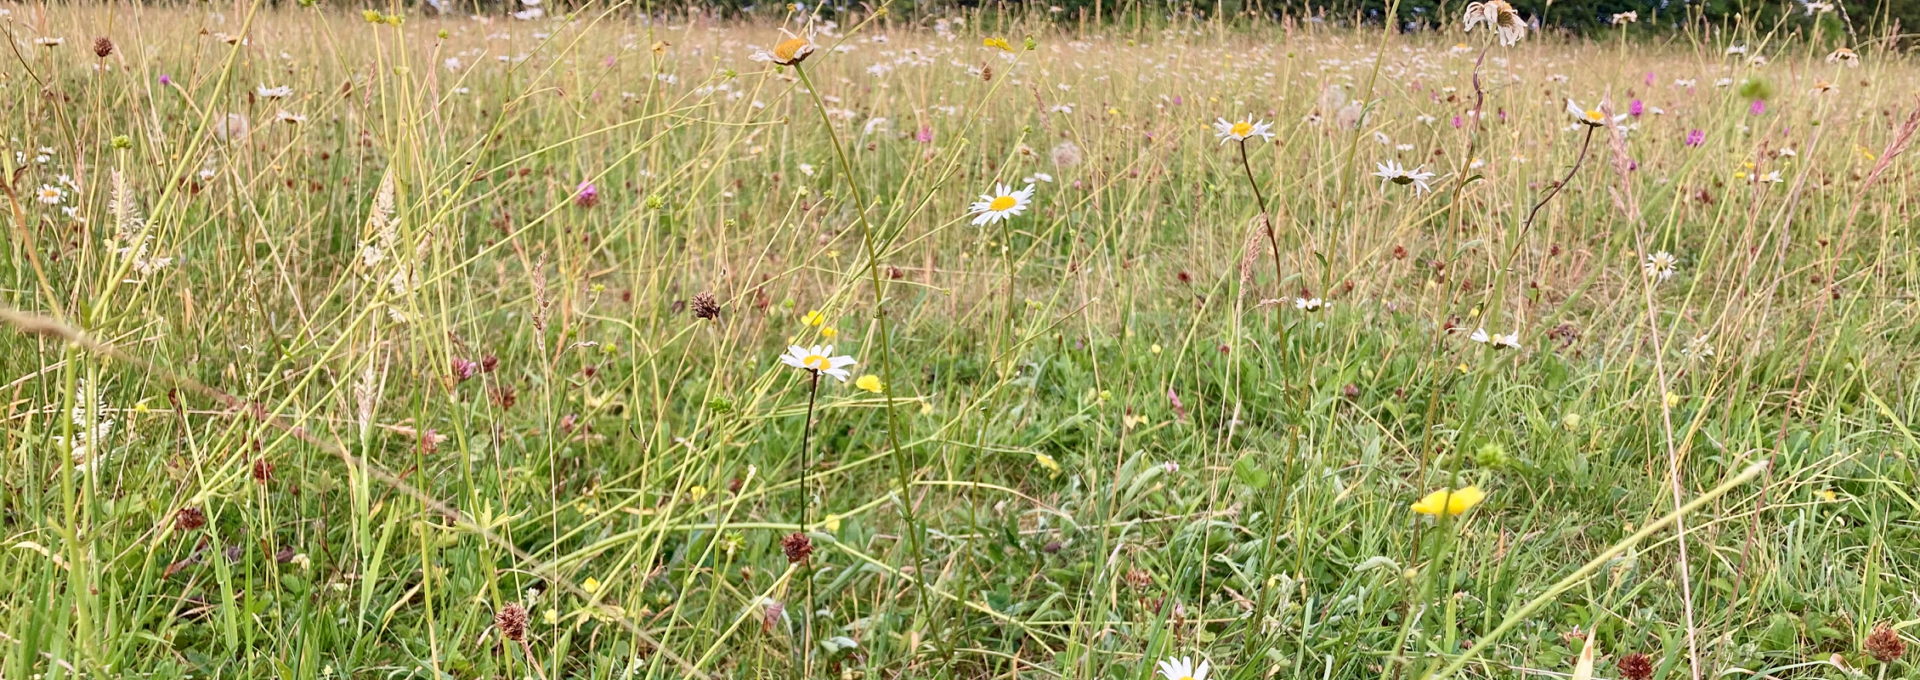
[691, 291, 720, 320]
[781, 532, 813, 564]
[1617, 653, 1653, 680]
[496, 602, 529, 642]
[1867, 624, 1907, 663]
[252, 458, 274, 483]
[175, 507, 207, 531]
[93, 36, 114, 58]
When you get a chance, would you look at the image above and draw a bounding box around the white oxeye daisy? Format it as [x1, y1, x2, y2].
[276, 110, 308, 125]
[256, 85, 294, 99]
[1758, 170, 1784, 184]
[1213, 116, 1274, 145]
[1611, 10, 1637, 24]
[36, 184, 66, 205]
[969, 183, 1035, 226]
[1682, 334, 1715, 362]
[1373, 160, 1436, 195]
[1565, 99, 1623, 127]
[1462, 0, 1527, 46]
[1155, 656, 1212, 680]
[1643, 251, 1678, 281]
[1469, 327, 1491, 344]
[1825, 47, 1858, 67]
[1805, 1, 1834, 14]
[1295, 297, 1324, 312]
[1492, 331, 1521, 349]
[33, 36, 64, 47]
[780, 345, 856, 382]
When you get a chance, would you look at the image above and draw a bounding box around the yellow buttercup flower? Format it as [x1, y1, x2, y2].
[802, 310, 826, 326]
[582, 577, 601, 594]
[1411, 486, 1486, 516]
[1033, 452, 1061, 477]
[820, 326, 838, 339]
[855, 374, 884, 393]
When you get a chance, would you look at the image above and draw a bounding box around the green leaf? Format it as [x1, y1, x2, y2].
[1233, 454, 1271, 490]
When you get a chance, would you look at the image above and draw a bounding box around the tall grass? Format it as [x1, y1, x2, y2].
[0, 3, 1916, 679]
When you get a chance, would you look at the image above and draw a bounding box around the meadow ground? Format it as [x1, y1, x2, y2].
[1, 3, 1918, 679]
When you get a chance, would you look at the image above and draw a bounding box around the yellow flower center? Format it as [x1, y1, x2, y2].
[774, 37, 811, 63]
[803, 354, 830, 370]
[988, 195, 1017, 211]
[1585, 110, 1602, 121]
[1231, 121, 1253, 137]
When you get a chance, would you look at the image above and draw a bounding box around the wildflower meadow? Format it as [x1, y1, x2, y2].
[1, 2, 1918, 679]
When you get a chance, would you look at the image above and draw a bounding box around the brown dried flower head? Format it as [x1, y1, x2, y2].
[496, 602, 529, 642]
[175, 506, 207, 532]
[93, 37, 114, 58]
[781, 531, 813, 564]
[1866, 624, 1907, 663]
[691, 291, 720, 320]
[1616, 652, 1654, 680]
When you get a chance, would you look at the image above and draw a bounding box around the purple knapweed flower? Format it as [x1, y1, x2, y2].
[574, 180, 599, 208]
[159, 74, 172, 86]
[1749, 99, 1766, 115]
[1685, 129, 1705, 147]
[915, 125, 934, 143]
[1629, 99, 1644, 117]
[1452, 115, 1463, 128]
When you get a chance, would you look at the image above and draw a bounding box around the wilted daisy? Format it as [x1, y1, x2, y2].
[1155, 656, 1212, 680]
[1295, 297, 1324, 312]
[968, 183, 1035, 226]
[750, 30, 814, 66]
[1462, 0, 1527, 46]
[1643, 251, 1679, 280]
[1565, 99, 1624, 127]
[1373, 160, 1436, 195]
[1805, 1, 1835, 14]
[256, 85, 294, 99]
[780, 345, 856, 382]
[1411, 486, 1486, 516]
[1611, 10, 1637, 24]
[1212, 115, 1274, 144]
